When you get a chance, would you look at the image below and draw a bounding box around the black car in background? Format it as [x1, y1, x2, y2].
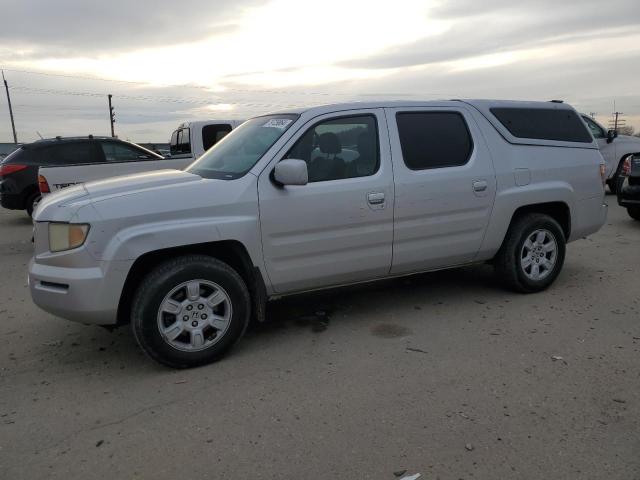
[0, 136, 162, 216]
[617, 153, 640, 221]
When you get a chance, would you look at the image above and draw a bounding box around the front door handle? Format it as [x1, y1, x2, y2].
[367, 192, 385, 205]
[473, 180, 488, 192]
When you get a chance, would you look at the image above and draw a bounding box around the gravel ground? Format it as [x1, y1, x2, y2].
[0, 197, 638, 480]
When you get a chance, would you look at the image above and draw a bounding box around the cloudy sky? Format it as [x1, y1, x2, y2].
[1, 0, 639, 142]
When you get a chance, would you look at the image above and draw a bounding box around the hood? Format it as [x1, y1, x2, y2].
[34, 169, 202, 223]
[83, 169, 200, 200]
[35, 183, 90, 213]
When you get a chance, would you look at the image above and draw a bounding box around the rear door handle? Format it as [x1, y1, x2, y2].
[367, 192, 385, 205]
[473, 180, 488, 192]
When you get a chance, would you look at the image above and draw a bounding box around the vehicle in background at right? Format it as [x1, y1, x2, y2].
[581, 114, 640, 193]
[617, 154, 640, 221]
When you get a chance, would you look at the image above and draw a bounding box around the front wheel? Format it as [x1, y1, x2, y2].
[494, 213, 566, 293]
[628, 207, 640, 221]
[131, 255, 251, 368]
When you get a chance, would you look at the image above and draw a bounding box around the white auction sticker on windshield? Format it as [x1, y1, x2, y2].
[262, 118, 292, 129]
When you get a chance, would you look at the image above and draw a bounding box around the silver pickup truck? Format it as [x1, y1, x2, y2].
[29, 99, 607, 368]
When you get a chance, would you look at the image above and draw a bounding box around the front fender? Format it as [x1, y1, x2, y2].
[95, 212, 265, 264]
[101, 217, 223, 261]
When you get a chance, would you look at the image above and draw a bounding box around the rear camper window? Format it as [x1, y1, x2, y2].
[202, 124, 232, 151]
[490, 108, 592, 143]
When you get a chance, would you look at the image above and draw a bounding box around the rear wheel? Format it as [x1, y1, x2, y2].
[131, 255, 251, 368]
[628, 207, 640, 221]
[494, 213, 566, 293]
[26, 192, 41, 217]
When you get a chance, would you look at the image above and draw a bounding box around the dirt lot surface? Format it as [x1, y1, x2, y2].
[0, 198, 638, 479]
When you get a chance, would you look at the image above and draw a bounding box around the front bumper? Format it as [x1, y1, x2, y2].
[617, 177, 640, 207]
[28, 255, 132, 326]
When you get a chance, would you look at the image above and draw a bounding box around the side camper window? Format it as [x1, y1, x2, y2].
[491, 108, 592, 143]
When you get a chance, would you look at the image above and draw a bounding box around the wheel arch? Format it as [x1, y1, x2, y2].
[116, 240, 267, 326]
[509, 201, 571, 240]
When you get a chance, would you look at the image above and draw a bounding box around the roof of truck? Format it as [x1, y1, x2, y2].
[268, 99, 596, 150]
[268, 99, 576, 116]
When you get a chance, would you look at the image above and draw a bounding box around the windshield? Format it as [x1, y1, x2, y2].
[187, 114, 299, 179]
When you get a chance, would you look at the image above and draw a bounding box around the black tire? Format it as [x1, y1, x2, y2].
[628, 207, 640, 221]
[26, 192, 41, 217]
[131, 255, 250, 368]
[494, 213, 566, 293]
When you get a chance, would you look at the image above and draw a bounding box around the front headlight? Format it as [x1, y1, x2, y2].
[49, 223, 90, 252]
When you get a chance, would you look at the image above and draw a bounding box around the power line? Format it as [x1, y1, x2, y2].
[8, 85, 320, 109]
[0, 67, 453, 98]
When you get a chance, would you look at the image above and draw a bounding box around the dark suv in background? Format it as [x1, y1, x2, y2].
[0, 136, 162, 216]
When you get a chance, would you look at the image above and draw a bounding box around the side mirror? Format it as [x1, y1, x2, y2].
[274, 159, 308, 186]
[607, 129, 618, 143]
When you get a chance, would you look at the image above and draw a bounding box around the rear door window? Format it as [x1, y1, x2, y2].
[491, 108, 592, 143]
[396, 112, 473, 170]
[100, 141, 154, 162]
[202, 124, 232, 151]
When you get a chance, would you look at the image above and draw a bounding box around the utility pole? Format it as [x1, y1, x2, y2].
[608, 111, 625, 132]
[2, 70, 18, 144]
[108, 94, 115, 137]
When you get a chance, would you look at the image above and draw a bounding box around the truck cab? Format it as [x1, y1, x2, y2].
[169, 120, 244, 160]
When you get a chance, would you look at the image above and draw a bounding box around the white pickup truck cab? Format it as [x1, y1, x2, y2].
[39, 121, 241, 198]
[29, 100, 607, 368]
[581, 114, 640, 192]
[169, 120, 244, 159]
